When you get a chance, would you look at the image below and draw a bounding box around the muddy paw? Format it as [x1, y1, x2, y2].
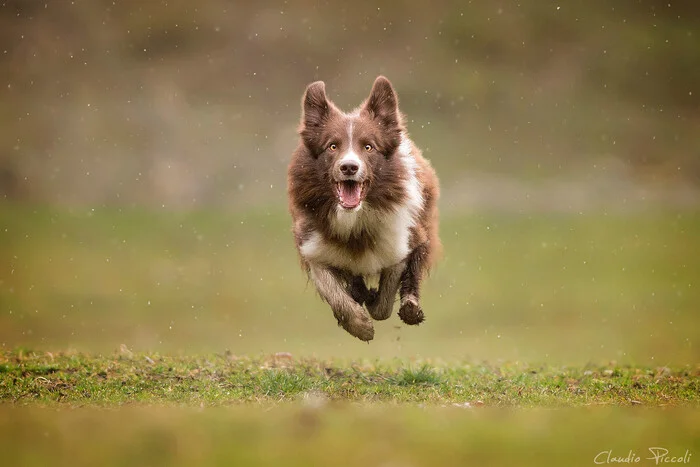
[398, 296, 425, 325]
[337, 311, 375, 341]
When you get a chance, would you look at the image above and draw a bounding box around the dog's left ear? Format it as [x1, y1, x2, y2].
[364, 76, 400, 128]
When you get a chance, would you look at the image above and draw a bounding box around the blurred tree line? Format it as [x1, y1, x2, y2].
[0, 0, 698, 206]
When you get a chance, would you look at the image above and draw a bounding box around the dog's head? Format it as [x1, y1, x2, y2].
[296, 76, 405, 212]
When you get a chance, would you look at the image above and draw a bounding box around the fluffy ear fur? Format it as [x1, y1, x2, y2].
[364, 76, 400, 128]
[363, 76, 403, 156]
[300, 81, 330, 149]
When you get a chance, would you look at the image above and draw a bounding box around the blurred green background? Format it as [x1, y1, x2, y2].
[1, 0, 699, 364]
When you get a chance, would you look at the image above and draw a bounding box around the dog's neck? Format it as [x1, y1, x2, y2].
[329, 203, 374, 240]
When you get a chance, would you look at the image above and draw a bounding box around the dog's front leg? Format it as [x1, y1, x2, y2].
[398, 243, 429, 325]
[308, 264, 375, 341]
[366, 262, 405, 321]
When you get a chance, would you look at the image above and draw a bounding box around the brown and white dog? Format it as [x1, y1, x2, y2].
[287, 76, 440, 341]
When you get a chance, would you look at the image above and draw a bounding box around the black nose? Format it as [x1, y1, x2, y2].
[340, 161, 359, 176]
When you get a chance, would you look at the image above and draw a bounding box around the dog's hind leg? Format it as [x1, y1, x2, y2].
[366, 261, 405, 321]
[309, 264, 374, 341]
[398, 243, 430, 325]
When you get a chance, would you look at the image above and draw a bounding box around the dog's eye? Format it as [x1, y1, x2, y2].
[364, 144, 373, 152]
[328, 143, 338, 151]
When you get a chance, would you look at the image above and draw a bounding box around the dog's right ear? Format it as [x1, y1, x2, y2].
[300, 81, 330, 146]
[364, 76, 399, 128]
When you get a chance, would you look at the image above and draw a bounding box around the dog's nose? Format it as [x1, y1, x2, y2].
[340, 161, 359, 176]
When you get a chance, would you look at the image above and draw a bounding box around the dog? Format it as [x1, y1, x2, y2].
[287, 76, 440, 341]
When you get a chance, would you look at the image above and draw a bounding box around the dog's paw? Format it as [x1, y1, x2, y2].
[398, 295, 424, 325]
[336, 309, 375, 341]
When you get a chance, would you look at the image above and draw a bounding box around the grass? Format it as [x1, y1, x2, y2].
[1, 350, 699, 467]
[2, 350, 698, 407]
[1, 204, 699, 364]
[1, 404, 696, 467]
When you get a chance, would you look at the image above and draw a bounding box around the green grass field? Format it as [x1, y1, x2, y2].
[2, 204, 699, 362]
[2, 403, 697, 467]
[4, 351, 697, 406]
[1, 350, 698, 466]
[1, 204, 699, 465]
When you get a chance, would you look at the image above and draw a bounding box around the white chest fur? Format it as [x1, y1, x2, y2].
[300, 207, 409, 275]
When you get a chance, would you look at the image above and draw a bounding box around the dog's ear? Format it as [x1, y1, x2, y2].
[301, 81, 330, 133]
[364, 76, 400, 128]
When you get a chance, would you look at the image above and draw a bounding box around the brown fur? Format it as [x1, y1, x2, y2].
[287, 76, 441, 341]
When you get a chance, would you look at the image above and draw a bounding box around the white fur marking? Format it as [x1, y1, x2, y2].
[398, 136, 424, 222]
[338, 119, 364, 179]
[390, 134, 424, 261]
[333, 203, 363, 238]
[401, 294, 418, 307]
[301, 217, 407, 275]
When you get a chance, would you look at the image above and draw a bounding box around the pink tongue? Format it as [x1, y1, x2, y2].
[340, 182, 362, 207]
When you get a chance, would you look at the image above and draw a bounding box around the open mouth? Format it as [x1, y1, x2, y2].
[336, 180, 367, 210]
